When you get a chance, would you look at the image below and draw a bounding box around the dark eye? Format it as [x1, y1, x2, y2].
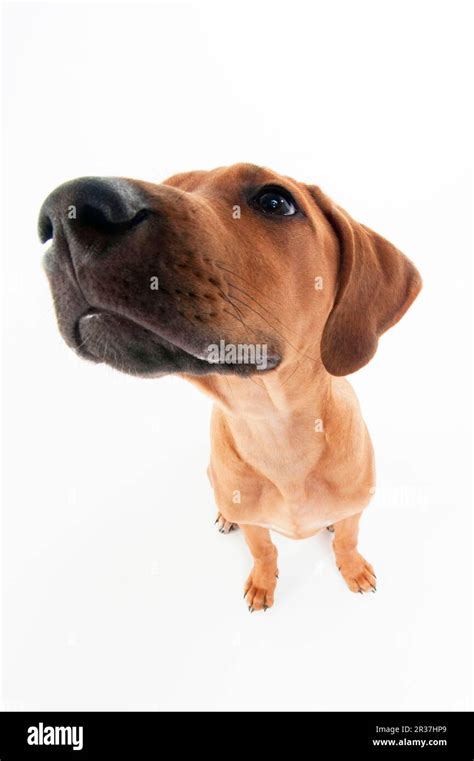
[251, 186, 298, 216]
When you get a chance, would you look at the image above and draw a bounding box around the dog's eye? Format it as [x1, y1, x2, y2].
[251, 186, 298, 216]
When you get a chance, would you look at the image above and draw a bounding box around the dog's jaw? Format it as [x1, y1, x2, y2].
[73, 307, 281, 378]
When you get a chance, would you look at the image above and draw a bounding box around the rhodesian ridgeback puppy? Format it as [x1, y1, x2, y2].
[39, 164, 422, 612]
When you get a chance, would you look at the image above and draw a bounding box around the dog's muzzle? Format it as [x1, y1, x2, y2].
[39, 176, 281, 377]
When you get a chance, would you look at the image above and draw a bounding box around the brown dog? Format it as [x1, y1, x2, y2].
[39, 163, 422, 611]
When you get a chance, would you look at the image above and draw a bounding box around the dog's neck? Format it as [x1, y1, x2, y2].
[184, 358, 333, 425]
[184, 359, 336, 487]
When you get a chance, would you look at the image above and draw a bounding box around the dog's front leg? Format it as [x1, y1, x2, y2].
[242, 525, 278, 613]
[332, 513, 377, 594]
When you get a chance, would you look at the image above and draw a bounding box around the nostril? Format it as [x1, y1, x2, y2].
[38, 177, 150, 244]
[39, 214, 53, 243]
[78, 204, 149, 235]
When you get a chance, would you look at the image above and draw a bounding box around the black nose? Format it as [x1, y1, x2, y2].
[38, 177, 149, 244]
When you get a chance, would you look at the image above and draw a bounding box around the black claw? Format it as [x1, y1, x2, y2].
[249, 606, 254, 613]
[359, 590, 363, 594]
[263, 605, 268, 612]
[371, 587, 377, 593]
[214, 518, 219, 524]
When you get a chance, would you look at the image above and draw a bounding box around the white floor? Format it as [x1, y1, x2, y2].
[3, 344, 472, 711]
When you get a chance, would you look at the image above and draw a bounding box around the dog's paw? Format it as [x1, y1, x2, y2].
[244, 562, 278, 612]
[337, 551, 376, 594]
[215, 513, 238, 534]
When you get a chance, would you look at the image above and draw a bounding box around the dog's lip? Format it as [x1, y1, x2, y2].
[75, 307, 206, 363]
[75, 308, 282, 371]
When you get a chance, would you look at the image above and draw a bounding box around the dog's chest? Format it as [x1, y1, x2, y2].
[255, 478, 353, 538]
[211, 392, 374, 539]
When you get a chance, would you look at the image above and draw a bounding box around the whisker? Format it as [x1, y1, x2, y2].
[208, 261, 318, 363]
[279, 359, 304, 388]
[226, 280, 298, 336]
[212, 261, 282, 308]
[226, 293, 317, 363]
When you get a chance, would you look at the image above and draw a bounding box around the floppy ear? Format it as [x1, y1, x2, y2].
[308, 186, 422, 377]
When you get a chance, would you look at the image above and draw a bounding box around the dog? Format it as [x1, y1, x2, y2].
[39, 163, 422, 612]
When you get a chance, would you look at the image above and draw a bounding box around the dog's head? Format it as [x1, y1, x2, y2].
[39, 163, 421, 379]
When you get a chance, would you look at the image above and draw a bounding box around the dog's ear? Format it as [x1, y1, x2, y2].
[308, 186, 422, 377]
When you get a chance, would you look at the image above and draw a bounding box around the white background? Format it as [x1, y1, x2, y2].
[2, 1, 472, 711]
